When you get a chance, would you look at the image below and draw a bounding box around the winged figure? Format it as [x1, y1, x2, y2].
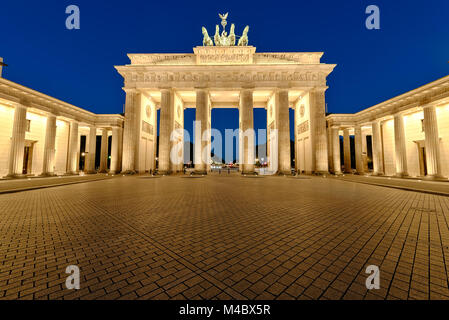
[219, 13, 228, 21]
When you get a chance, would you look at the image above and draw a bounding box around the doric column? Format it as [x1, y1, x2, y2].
[354, 125, 364, 174]
[332, 127, 341, 174]
[343, 128, 351, 173]
[423, 105, 442, 178]
[327, 126, 334, 173]
[159, 89, 174, 174]
[85, 126, 97, 174]
[240, 89, 255, 174]
[371, 121, 384, 175]
[7, 104, 27, 177]
[361, 131, 368, 171]
[310, 88, 329, 174]
[394, 113, 408, 177]
[194, 89, 210, 174]
[110, 126, 122, 174]
[276, 90, 291, 174]
[99, 128, 109, 173]
[122, 89, 140, 173]
[67, 121, 79, 174]
[117, 126, 123, 173]
[42, 114, 57, 176]
[293, 105, 299, 173]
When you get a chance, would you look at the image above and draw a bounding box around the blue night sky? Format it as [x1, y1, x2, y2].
[1, 0, 448, 144]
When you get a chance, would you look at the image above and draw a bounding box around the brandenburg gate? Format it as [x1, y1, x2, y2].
[115, 14, 336, 175]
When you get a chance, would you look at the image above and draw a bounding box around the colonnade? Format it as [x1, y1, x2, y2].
[121, 88, 326, 175]
[6, 103, 123, 177]
[329, 105, 443, 178]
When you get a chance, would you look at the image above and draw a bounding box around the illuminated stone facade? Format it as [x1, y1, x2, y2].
[327, 75, 449, 179]
[115, 46, 336, 174]
[0, 77, 124, 178]
[2, 49, 448, 180]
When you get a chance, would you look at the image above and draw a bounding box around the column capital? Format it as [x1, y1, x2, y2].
[274, 86, 290, 92]
[422, 104, 436, 110]
[123, 88, 138, 94]
[274, 88, 290, 96]
[13, 102, 28, 110]
[159, 87, 174, 93]
[43, 111, 58, 119]
[51, 112, 59, 118]
[392, 110, 406, 118]
[310, 86, 329, 93]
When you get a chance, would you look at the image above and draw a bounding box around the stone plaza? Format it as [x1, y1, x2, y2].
[1, 175, 448, 300]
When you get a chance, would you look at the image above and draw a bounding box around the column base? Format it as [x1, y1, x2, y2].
[333, 171, 343, 176]
[157, 170, 171, 176]
[85, 170, 98, 175]
[64, 172, 80, 176]
[395, 173, 409, 178]
[276, 170, 291, 176]
[6, 173, 27, 179]
[424, 174, 446, 181]
[372, 172, 384, 176]
[193, 170, 208, 175]
[314, 171, 330, 176]
[39, 173, 57, 177]
[121, 170, 137, 175]
[242, 171, 258, 175]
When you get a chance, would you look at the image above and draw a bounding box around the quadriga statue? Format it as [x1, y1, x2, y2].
[201, 13, 249, 47]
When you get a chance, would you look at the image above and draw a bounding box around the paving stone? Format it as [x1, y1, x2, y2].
[0, 175, 448, 300]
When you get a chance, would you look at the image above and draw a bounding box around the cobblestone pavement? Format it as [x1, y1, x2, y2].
[1, 175, 449, 300]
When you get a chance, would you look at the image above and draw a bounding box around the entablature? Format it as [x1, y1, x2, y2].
[327, 75, 449, 127]
[116, 64, 335, 90]
[0, 77, 123, 127]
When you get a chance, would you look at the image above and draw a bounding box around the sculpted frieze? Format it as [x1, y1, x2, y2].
[124, 70, 327, 87]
